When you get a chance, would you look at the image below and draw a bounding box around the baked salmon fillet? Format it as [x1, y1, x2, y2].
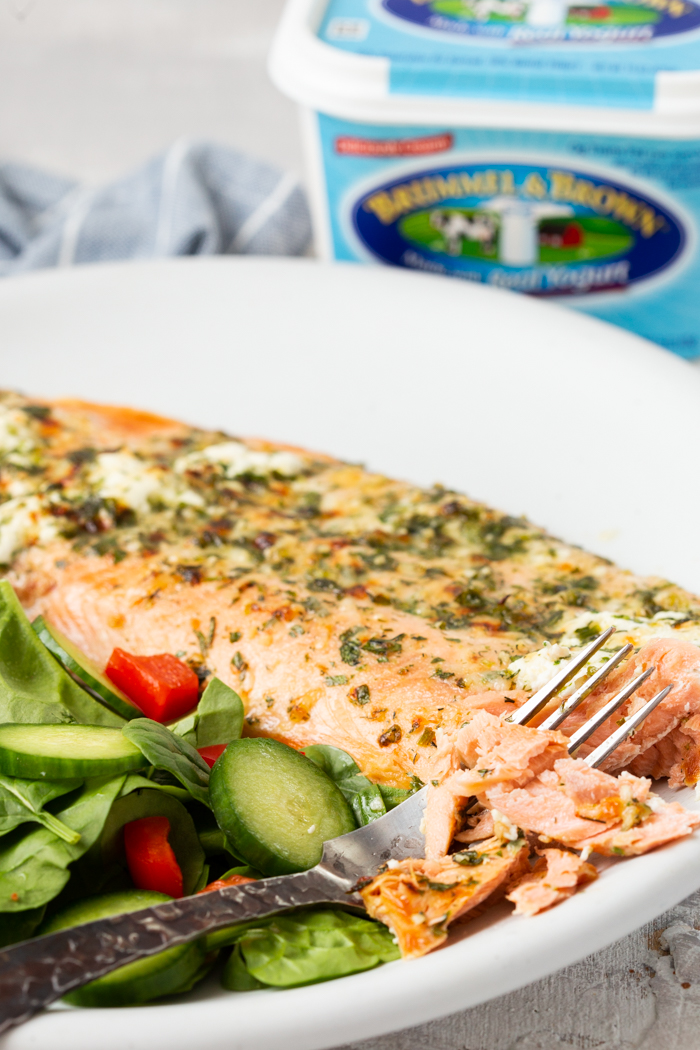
[2, 390, 700, 950]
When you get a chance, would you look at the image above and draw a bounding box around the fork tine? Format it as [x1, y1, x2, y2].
[539, 643, 633, 732]
[566, 666, 655, 754]
[584, 684, 674, 769]
[509, 626, 616, 726]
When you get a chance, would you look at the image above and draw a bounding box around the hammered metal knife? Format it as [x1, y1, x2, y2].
[0, 786, 427, 1033]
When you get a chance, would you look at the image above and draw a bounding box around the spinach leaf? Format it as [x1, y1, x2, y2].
[222, 909, 400, 988]
[222, 944, 264, 991]
[193, 863, 210, 894]
[0, 773, 82, 844]
[118, 773, 190, 803]
[198, 826, 232, 857]
[96, 787, 205, 896]
[0, 904, 45, 947]
[194, 808, 244, 862]
[169, 712, 197, 747]
[378, 784, 415, 810]
[0, 775, 125, 912]
[219, 863, 262, 881]
[304, 744, 386, 826]
[0, 582, 123, 727]
[171, 677, 244, 748]
[195, 678, 244, 747]
[122, 719, 210, 807]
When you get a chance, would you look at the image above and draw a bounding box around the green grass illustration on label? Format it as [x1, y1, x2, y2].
[399, 209, 633, 266]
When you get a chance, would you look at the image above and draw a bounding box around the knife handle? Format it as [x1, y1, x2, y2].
[0, 868, 341, 1033]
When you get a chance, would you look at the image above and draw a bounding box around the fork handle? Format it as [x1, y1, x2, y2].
[0, 868, 342, 1033]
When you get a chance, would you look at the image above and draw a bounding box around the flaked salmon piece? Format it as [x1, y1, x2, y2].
[506, 848, 598, 916]
[627, 713, 700, 789]
[423, 709, 568, 857]
[559, 638, 700, 785]
[424, 783, 463, 860]
[430, 713, 700, 857]
[360, 837, 528, 958]
[486, 779, 605, 844]
[454, 808, 495, 844]
[446, 710, 569, 796]
[555, 761, 651, 807]
[486, 758, 700, 856]
[575, 801, 700, 856]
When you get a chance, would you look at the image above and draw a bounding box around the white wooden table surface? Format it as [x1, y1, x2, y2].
[2, 3, 700, 1046]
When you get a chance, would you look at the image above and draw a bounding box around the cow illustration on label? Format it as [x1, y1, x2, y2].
[351, 161, 686, 296]
[382, 0, 700, 42]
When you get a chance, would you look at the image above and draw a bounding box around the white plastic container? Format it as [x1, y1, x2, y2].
[270, 0, 700, 357]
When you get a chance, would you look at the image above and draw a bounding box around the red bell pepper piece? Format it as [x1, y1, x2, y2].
[123, 816, 183, 898]
[106, 648, 199, 723]
[198, 873, 256, 894]
[197, 744, 227, 769]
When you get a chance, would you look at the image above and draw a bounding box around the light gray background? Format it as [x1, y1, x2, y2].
[0, 0, 302, 183]
[1, 3, 699, 1047]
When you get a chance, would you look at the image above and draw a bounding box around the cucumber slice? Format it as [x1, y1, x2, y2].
[32, 617, 141, 720]
[209, 738, 355, 876]
[0, 724, 147, 779]
[39, 890, 207, 1006]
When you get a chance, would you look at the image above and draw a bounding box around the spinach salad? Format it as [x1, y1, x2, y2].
[0, 581, 407, 1005]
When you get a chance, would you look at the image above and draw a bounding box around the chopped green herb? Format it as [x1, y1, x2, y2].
[378, 725, 402, 747]
[176, 564, 203, 586]
[195, 617, 216, 656]
[231, 651, 247, 672]
[362, 635, 404, 659]
[348, 684, 370, 706]
[66, 447, 96, 466]
[453, 850, 485, 867]
[22, 404, 52, 420]
[308, 578, 343, 597]
[575, 622, 601, 645]
[423, 880, 457, 892]
[339, 628, 362, 666]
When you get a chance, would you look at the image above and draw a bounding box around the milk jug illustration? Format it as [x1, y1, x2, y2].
[483, 199, 575, 266]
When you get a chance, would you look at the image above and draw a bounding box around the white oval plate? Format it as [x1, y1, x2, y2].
[0, 257, 699, 1050]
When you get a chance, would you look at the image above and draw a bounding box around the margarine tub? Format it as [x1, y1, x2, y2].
[270, 0, 700, 356]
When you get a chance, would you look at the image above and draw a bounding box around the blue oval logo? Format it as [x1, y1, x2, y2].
[352, 161, 687, 296]
[382, 0, 700, 43]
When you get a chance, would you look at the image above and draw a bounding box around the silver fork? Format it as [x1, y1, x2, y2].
[507, 625, 673, 767]
[0, 628, 671, 1033]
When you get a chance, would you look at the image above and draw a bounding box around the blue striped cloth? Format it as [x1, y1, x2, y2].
[0, 139, 311, 274]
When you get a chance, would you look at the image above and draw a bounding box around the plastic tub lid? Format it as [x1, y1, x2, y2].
[270, 0, 700, 130]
